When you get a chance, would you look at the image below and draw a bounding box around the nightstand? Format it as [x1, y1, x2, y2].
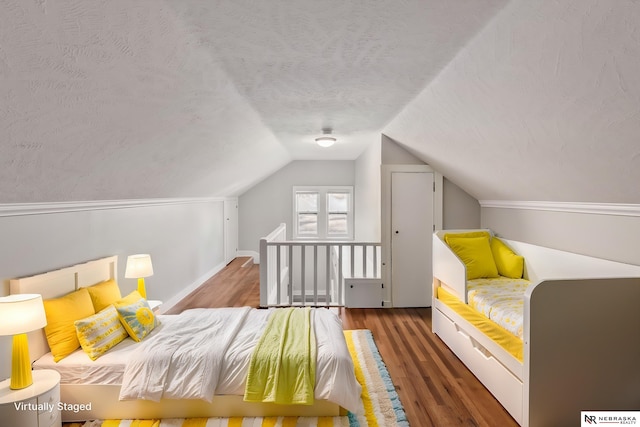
[147, 299, 163, 312]
[0, 369, 61, 427]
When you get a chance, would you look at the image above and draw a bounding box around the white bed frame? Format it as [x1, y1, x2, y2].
[10, 256, 342, 421]
[432, 230, 640, 427]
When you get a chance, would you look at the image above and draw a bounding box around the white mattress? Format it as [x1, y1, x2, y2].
[33, 318, 165, 385]
[33, 307, 362, 413]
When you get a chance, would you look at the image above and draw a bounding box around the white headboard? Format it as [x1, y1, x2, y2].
[9, 256, 118, 361]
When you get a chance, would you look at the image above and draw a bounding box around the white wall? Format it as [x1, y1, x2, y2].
[381, 134, 425, 165]
[238, 161, 356, 255]
[354, 139, 382, 241]
[381, 135, 481, 230]
[443, 179, 480, 229]
[0, 199, 226, 380]
[482, 205, 640, 266]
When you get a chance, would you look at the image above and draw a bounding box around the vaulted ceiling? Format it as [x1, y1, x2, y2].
[1, 0, 639, 204]
[384, 0, 640, 204]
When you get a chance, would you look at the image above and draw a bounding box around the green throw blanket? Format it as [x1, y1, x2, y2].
[244, 307, 316, 405]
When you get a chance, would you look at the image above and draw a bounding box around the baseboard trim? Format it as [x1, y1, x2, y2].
[157, 261, 227, 314]
[237, 250, 260, 264]
[480, 200, 640, 217]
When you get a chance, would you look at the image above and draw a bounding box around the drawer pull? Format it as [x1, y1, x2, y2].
[454, 324, 470, 339]
[471, 338, 493, 360]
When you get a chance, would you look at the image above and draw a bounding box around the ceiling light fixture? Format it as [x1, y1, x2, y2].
[315, 129, 336, 148]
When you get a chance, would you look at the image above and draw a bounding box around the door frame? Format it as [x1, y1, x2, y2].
[380, 164, 443, 307]
[223, 198, 239, 264]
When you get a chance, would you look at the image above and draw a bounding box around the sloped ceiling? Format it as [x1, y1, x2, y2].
[0, 0, 507, 203]
[384, 0, 640, 204]
[3, 0, 637, 205]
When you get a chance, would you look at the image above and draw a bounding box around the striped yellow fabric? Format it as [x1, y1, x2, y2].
[344, 330, 377, 427]
[96, 418, 346, 426]
[75, 305, 129, 360]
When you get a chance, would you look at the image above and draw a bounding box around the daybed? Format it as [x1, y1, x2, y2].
[432, 229, 640, 427]
[10, 256, 361, 422]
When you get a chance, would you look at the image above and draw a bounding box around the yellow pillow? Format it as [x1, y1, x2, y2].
[444, 231, 491, 246]
[86, 279, 122, 312]
[75, 305, 128, 360]
[43, 288, 96, 362]
[113, 291, 156, 342]
[491, 237, 524, 279]
[446, 236, 499, 280]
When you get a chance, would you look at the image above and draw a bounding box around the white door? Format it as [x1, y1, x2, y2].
[224, 199, 238, 264]
[391, 172, 434, 307]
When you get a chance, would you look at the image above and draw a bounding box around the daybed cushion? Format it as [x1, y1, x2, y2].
[75, 305, 129, 360]
[490, 238, 524, 279]
[446, 235, 499, 280]
[467, 277, 530, 340]
[113, 291, 157, 342]
[85, 279, 122, 312]
[43, 288, 96, 362]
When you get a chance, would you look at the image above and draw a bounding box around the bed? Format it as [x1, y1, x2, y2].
[432, 229, 640, 427]
[10, 256, 362, 422]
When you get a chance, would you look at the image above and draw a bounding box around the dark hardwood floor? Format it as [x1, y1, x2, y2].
[168, 257, 519, 427]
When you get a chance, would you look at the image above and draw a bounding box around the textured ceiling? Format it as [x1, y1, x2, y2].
[167, 0, 509, 159]
[3, 0, 638, 205]
[385, 0, 640, 203]
[0, 0, 507, 202]
[384, 0, 640, 204]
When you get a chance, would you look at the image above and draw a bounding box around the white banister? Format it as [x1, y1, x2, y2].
[259, 224, 381, 307]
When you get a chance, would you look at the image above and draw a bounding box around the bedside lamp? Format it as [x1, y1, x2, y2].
[125, 254, 154, 299]
[0, 294, 47, 389]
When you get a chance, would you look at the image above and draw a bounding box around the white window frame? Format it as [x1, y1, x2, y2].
[293, 186, 354, 240]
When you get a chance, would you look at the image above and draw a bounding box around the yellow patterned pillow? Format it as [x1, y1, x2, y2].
[113, 291, 156, 342]
[86, 279, 122, 312]
[446, 235, 499, 280]
[491, 237, 524, 279]
[75, 305, 128, 360]
[43, 288, 96, 362]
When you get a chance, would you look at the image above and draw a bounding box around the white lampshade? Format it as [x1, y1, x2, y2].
[125, 254, 154, 278]
[0, 294, 47, 336]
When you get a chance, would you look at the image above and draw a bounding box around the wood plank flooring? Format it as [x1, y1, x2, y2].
[168, 257, 519, 427]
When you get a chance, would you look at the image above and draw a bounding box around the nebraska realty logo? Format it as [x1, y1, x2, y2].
[582, 411, 639, 426]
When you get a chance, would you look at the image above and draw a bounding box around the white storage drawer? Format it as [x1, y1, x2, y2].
[433, 307, 524, 425]
[345, 278, 383, 308]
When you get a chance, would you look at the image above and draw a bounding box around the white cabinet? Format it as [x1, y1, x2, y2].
[0, 370, 61, 427]
[345, 278, 384, 308]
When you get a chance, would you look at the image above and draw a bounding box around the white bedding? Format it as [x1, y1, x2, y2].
[33, 336, 138, 385]
[34, 307, 362, 413]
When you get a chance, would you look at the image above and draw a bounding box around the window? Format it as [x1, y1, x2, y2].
[293, 186, 353, 240]
[295, 191, 318, 236]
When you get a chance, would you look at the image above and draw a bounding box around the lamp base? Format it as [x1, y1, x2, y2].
[10, 333, 33, 390]
[137, 277, 147, 299]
